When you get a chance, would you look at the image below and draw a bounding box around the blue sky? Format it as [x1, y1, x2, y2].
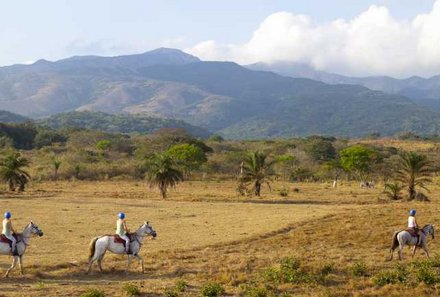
[0, 0, 439, 76]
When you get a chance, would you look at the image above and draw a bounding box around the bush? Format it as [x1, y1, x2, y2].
[410, 260, 440, 285]
[122, 283, 141, 296]
[242, 285, 273, 297]
[80, 288, 106, 297]
[199, 282, 225, 297]
[350, 262, 368, 277]
[163, 288, 179, 297]
[372, 264, 407, 286]
[175, 279, 188, 292]
[278, 188, 289, 197]
[321, 263, 335, 276]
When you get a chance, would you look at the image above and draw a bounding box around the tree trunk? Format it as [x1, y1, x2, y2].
[7, 180, 14, 191]
[255, 181, 261, 196]
[408, 184, 416, 201]
[160, 182, 167, 199]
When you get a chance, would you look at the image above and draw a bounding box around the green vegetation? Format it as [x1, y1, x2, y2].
[397, 151, 432, 200]
[239, 151, 275, 196]
[79, 288, 106, 297]
[199, 282, 224, 297]
[39, 111, 211, 138]
[122, 283, 141, 296]
[144, 154, 184, 199]
[0, 152, 30, 192]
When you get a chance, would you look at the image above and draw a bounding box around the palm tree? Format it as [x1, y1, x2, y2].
[240, 151, 274, 196]
[52, 159, 62, 180]
[397, 151, 432, 201]
[145, 154, 183, 199]
[384, 182, 403, 200]
[0, 152, 30, 192]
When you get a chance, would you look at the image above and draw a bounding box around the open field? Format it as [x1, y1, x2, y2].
[0, 180, 439, 296]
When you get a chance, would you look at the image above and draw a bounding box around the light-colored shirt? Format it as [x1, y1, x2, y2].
[2, 219, 12, 237]
[408, 216, 417, 228]
[116, 219, 125, 236]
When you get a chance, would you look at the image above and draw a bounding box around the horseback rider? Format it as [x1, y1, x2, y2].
[408, 209, 422, 246]
[116, 212, 131, 254]
[2, 212, 17, 255]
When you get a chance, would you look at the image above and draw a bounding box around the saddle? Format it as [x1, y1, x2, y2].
[0, 234, 17, 244]
[113, 234, 133, 247]
[405, 228, 418, 238]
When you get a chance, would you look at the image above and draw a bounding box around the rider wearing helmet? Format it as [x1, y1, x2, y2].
[116, 212, 131, 254]
[408, 209, 422, 246]
[2, 212, 17, 255]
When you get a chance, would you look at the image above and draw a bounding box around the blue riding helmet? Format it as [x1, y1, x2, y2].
[410, 209, 416, 216]
[4, 212, 11, 219]
[118, 212, 125, 219]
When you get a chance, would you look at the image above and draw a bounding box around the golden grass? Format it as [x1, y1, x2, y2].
[0, 179, 439, 296]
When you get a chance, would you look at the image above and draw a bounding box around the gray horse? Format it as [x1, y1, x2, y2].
[389, 224, 435, 260]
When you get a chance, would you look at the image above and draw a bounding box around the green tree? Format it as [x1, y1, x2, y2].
[145, 154, 184, 199]
[396, 151, 432, 201]
[339, 145, 380, 179]
[0, 152, 30, 192]
[305, 139, 336, 162]
[240, 151, 274, 196]
[166, 143, 207, 175]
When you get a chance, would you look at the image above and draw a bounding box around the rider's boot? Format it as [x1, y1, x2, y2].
[11, 245, 18, 256]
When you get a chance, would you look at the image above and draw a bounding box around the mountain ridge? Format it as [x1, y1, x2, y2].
[2, 48, 440, 138]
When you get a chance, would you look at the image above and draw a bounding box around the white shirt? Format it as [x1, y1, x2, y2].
[408, 216, 417, 228]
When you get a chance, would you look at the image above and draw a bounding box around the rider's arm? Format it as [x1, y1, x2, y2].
[123, 221, 130, 233]
[414, 218, 419, 228]
[10, 220, 16, 233]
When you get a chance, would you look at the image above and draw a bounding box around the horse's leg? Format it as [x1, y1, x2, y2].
[98, 251, 106, 273]
[411, 246, 417, 258]
[5, 256, 17, 278]
[125, 255, 133, 274]
[18, 256, 24, 276]
[398, 244, 404, 260]
[135, 254, 144, 273]
[422, 244, 430, 258]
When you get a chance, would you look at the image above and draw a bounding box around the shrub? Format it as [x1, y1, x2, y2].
[321, 263, 335, 276]
[199, 282, 225, 297]
[163, 288, 179, 297]
[279, 188, 289, 197]
[122, 283, 141, 296]
[242, 285, 273, 297]
[372, 264, 407, 286]
[350, 262, 368, 277]
[80, 288, 106, 297]
[175, 279, 188, 292]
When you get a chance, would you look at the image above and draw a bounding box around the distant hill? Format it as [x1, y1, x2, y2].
[38, 111, 211, 138]
[0, 110, 29, 123]
[247, 62, 440, 111]
[2, 48, 440, 138]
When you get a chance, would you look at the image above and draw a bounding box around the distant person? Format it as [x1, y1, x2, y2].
[2, 212, 17, 255]
[116, 212, 131, 254]
[408, 209, 422, 246]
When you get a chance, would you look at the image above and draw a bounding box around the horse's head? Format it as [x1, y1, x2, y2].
[142, 221, 157, 239]
[29, 221, 43, 237]
[430, 224, 435, 239]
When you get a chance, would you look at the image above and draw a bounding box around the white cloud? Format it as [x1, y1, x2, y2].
[186, 1, 440, 77]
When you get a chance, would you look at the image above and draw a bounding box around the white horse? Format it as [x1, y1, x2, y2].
[389, 224, 435, 260]
[0, 221, 44, 277]
[87, 221, 157, 274]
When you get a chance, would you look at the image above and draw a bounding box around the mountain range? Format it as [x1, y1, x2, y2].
[2, 48, 440, 138]
[247, 62, 440, 111]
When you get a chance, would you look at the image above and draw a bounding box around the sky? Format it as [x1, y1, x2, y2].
[0, 0, 438, 77]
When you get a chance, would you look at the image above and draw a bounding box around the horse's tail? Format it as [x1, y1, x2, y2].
[390, 231, 399, 251]
[89, 237, 99, 260]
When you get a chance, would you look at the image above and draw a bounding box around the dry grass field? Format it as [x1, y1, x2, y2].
[0, 179, 439, 296]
